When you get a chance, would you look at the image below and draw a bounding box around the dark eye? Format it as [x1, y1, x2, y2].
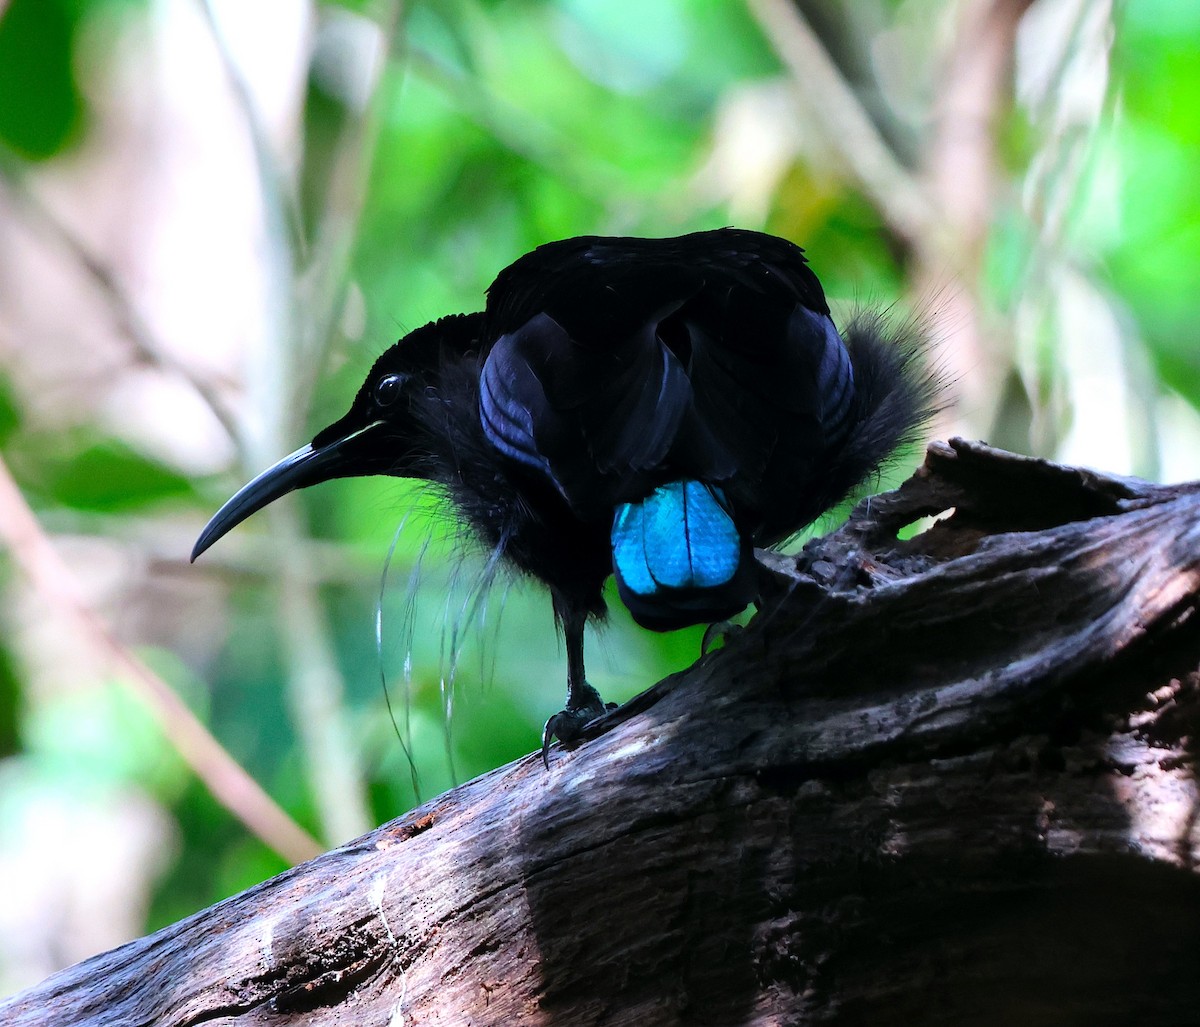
[373, 373, 406, 407]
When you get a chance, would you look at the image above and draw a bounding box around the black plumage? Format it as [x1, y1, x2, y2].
[192, 228, 936, 761]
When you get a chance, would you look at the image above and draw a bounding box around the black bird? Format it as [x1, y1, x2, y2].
[192, 228, 934, 763]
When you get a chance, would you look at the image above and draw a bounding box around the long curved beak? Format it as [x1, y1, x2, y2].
[191, 421, 383, 562]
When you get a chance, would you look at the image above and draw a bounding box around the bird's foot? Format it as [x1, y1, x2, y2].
[701, 619, 743, 655]
[541, 684, 616, 768]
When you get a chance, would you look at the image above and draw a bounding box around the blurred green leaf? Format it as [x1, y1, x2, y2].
[1107, 4, 1200, 410]
[37, 438, 197, 513]
[0, 376, 22, 445]
[23, 678, 187, 799]
[0, 0, 86, 159]
[0, 643, 21, 759]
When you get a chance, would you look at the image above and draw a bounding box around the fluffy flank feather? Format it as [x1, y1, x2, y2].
[823, 307, 944, 503]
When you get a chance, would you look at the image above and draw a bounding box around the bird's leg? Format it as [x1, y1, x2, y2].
[541, 604, 615, 767]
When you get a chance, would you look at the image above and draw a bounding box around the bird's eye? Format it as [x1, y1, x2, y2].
[373, 373, 406, 407]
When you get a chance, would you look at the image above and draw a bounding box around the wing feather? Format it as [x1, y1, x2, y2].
[477, 229, 859, 528]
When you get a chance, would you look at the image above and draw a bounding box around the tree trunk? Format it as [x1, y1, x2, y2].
[6, 439, 1200, 1026]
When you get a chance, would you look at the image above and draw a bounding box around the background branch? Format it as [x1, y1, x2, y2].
[746, 0, 934, 245]
[197, 1, 406, 846]
[0, 454, 321, 865]
[0, 169, 241, 443]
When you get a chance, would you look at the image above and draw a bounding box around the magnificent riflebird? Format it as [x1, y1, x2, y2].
[192, 229, 934, 763]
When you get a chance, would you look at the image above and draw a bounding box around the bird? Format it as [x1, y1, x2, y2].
[192, 228, 936, 765]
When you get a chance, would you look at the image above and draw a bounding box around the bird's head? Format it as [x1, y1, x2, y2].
[191, 314, 480, 562]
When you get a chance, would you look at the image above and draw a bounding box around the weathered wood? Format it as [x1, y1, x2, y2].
[6, 438, 1200, 1026]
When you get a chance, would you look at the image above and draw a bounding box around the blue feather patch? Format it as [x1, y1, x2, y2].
[611, 481, 740, 596]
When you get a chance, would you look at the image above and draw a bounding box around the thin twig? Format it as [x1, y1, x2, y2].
[197, 0, 412, 843]
[292, 1, 405, 407]
[0, 453, 322, 864]
[275, 4, 408, 840]
[745, 0, 935, 245]
[197, 0, 308, 262]
[912, 0, 1035, 434]
[0, 169, 242, 443]
[281, 1, 412, 839]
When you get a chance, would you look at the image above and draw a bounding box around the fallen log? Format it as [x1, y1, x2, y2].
[6, 439, 1200, 1026]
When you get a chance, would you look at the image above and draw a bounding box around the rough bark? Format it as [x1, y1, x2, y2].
[6, 438, 1200, 1026]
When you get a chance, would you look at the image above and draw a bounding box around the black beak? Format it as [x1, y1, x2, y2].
[191, 420, 384, 562]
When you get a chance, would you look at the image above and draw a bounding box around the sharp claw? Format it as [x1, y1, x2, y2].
[541, 717, 557, 770]
[539, 693, 615, 770]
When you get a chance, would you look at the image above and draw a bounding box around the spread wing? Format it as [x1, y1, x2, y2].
[478, 229, 858, 526]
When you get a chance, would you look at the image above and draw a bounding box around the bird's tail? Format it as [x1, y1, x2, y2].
[819, 307, 944, 510]
[611, 480, 758, 631]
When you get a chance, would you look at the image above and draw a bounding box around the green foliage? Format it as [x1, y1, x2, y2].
[1104, 3, 1200, 408]
[0, 0, 85, 159]
[145, 777, 288, 932]
[0, 644, 21, 759]
[25, 677, 186, 796]
[0, 377, 21, 445]
[30, 438, 197, 513]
